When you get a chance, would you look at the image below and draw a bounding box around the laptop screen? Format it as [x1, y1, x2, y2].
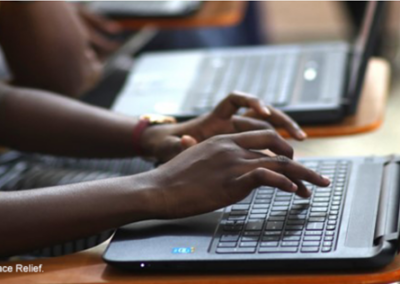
[346, 1, 385, 114]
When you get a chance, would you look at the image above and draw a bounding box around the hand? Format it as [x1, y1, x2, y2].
[73, 4, 124, 58]
[145, 130, 330, 219]
[141, 91, 307, 162]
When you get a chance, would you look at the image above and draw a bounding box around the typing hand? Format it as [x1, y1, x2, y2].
[145, 130, 330, 219]
[73, 3, 124, 58]
[141, 91, 307, 163]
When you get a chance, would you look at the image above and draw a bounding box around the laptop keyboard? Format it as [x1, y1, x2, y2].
[214, 160, 349, 254]
[190, 51, 304, 111]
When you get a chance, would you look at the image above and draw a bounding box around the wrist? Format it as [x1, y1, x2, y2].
[126, 170, 166, 220]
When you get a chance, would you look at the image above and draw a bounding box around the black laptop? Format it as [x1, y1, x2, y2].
[104, 155, 400, 271]
[111, 1, 384, 124]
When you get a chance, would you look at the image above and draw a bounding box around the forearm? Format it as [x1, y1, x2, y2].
[0, 172, 157, 257]
[0, 84, 138, 158]
[0, 1, 101, 97]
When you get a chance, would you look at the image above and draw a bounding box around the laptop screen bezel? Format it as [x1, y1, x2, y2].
[346, 1, 386, 115]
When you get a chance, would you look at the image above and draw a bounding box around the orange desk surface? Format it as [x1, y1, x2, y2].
[116, 1, 247, 30]
[279, 58, 390, 138]
[2, 240, 400, 284]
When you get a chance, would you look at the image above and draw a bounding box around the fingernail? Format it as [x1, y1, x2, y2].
[298, 130, 307, 139]
[291, 183, 298, 191]
[321, 175, 331, 184]
[263, 106, 271, 116]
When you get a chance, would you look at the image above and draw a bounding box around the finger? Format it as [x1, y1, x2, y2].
[181, 135, 198, 149]
[245, 156, 331, 187]
[155, 136, 185, 163]
[79, 6, 123, 34]
[292, 180, 311, 198]
[89, 29, 120, 55]
[230, 130, 294, 159]
[232, 116, 275, 133]
[234, 168, 298, 195]
[212, 91, 271, 120]
[243, 108, 307, 141]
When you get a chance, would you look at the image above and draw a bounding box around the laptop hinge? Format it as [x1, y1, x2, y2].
[374, 156, 400, 246]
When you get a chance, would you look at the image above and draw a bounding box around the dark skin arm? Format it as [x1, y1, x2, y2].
[0, 130, 330, 257]
[0, 2, 102, 97]
[0, 83, 306, 160]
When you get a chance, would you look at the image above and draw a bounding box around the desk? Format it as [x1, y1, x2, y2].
[117, 1, 247, 30]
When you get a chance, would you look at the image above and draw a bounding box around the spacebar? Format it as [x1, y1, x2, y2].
[216, 248, 256, 254]
[259, 247, 298, 253]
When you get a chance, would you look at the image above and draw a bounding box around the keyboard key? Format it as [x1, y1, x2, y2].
[242, 236, 259, 242]
[313, 197, 330, 202]
[325, 231, 335, 236]
[255, 199, 272, 204]
[260, 241, 279, 247]
[274, 201, 290, 206]
[266, 221, 284, 230]
[270, 211, 287, 216]
[301, 247, 319, 253]
[289, 215, 307, 220]
[293, 200, 310, 205]
[281, 241, 299, 247]
[302, 241, 320, 246]
[262, 236, 280, 241]
[323, 241, 333, 247]
[324, 236, 334, 241]
[269, 216, 286, 221]
[251, 209, 268, 214]
[253, 204, 270, 209]
[306, 222, 324, 230]
[309, 217, 326, 222]
[249, 214, 267, 219]
[223, 225, 243, 232]
[303, 236, 321, 241]
[264, 231, 281, 236]
[218, 242, 237, 248]
[311, 207, 328, 212]
[310, 212, 327, 217]
[283, 236, 301, 241]
[232, 205, 250, 211]
[305, 231, 323, 236]
[272, 206, 289, 211]
[285, 225, 304, 230]
[286, 220, 305, 225]
[274, 196, 292, 201]
[244, 231, 261, 236]
[228, 216, 246, 221]
[240, 242, 258, 247]
[221, 235, 240, 242]
[312, 202, 329, 207]
[322, 247, 332, 253]
[327, 225, 336, 230]
[245, 220, 264, 231]
[285, 231, 302, 236]
[216, 247, 256, 254]
[328, 220, 337, 225]
[259, 247, 298, 253]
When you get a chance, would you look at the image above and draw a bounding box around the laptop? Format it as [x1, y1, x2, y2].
[104, 155, 400, 271]
[111, 1, 384, 124]
[87, 1, 202, 18]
